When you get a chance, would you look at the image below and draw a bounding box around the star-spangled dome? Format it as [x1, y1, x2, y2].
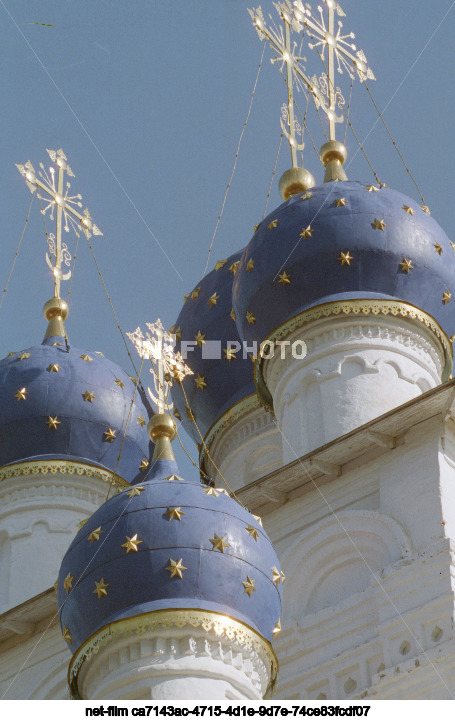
[58, 468, 283, 663]
[232, 181, 455, 357]
[0, 324, 152, 486]
[171, 249, 255, 444]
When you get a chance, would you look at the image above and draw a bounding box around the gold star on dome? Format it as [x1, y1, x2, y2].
[82, 390, 95, 403]
[278, 271, 291, 286]
[139, 459, 149, 471]
[166, 558, 187, 579]
[6, 352, 16, 357]
[203, 486, 219, 497]
[253, 222, 260, 232]
[121, 534, 142, 553]
[51, 341, 64, 347]
[15, 387, 27, 401]
[103, 428, 117, 443]
[450, 241, 455, 252]
[246, 258, 255, 272]
[442, 291, 452, 305]
[183, 293, 190, 304]
[19, 353, 31, 360]
[114, 378, 125, 388]
[242, 576, 256, 598]
[88, 526, 103, 544]
[77, 519, 88, 531]
[63, 572, 73, 594]
[173, 326, 182, 342]
[127, 485, 145, 498]
[366, 185, 379, 192]
[223, 346, 237, 362]
[271, 567, 281, 587]
[281, 570, 286, 584]
[191, 287, 201, 300]
[245, 524, 259, 541]
[399, 258, 413, 273]
[372, 218, 386, 231]
[93, 578, 109, 599]
[165, 506, 185, 521]
[300, 226, 313, 238]
[137, 415, 146, 427]
[46, 416, 60, 430]
[195, 374, 207, 391]
[95, 351, 104, 356]
[166, 474, 184, 480]
[246, 311, 256, 325]
[230, 308, 236, 322]
[273, 619, 281, 635]
[47, 363, 60, 373]
[301, 192, 312, 201]
[53, 579, 58, 593]
[402, 205, 415, 215]
[173, 408, 181, 421]
[195, 330, 206, 348]
[210, 534, 230, 553]
[268, 219, 279, 230]
[421, 205, 431, 215]
[80, 355, 93, 362]
[215, 259, 227, 271]
[252, 514, 263, 527]
[129, 376, 137, 385]
[338, 251, 353, 267]
[62, 626, 72, 643]
[208, 293, 219, 308]
[229, 261, 239, 275]
[434, 243, 443, 255]
[333, 198, 346, 207]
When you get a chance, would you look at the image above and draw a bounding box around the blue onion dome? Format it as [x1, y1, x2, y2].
[171, 249, 255, 447]
[0, 298, 152, 486]
[233, 181, 454, 375]
[58, 463, 282, 696]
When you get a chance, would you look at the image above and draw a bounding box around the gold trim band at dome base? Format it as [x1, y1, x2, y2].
[253, 299, 453, 413]
[0, 459, 129, 490]
[68, 607, 278, 699]
[199, 393, 259, 474]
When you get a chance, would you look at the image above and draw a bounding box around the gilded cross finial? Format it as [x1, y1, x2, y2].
[127, 319, 193, 414]
[16, 149, 102, 299]
[292, 0, 375, 142]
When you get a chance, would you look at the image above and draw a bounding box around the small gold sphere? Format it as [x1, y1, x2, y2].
[278, 167, 316, 201]
[319, 140, 347, 167]
[148, 413, 177, 443]
[43, 297, 69, 321]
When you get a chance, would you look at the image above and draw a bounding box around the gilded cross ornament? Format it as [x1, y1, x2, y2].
[127, 319, 193, 415]
[249, 2, 314, 166]
[292, 0, 374, 141]
[93, 578, 109, 599]
[16, 149, 102, 299]
[166, 558, 187, 579]
[121, 534, 142, 553]
[88, 526, 103, 544]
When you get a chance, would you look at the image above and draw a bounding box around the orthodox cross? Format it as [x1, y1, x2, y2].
[127, 320, 193, 415]
[249, 1, 317, 167]
[292, 0, 375, 141]
[16, 148, 102, 299]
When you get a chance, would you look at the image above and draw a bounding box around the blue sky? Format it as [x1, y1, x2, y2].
[1, 0, 454, 479]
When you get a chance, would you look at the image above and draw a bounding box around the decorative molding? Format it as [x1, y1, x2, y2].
[200, 394, 261, 469]
[0, 460, 128, 492]
[254, 299, 453, 411]
[68, 608, 278, 700]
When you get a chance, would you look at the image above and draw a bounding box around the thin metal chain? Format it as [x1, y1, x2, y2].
[263, 132, 284, 219]
[201, 43, 265, 278]
[343, 79, 353, 145]
[364, 82, 426, 204]
[66, 233, 80, 304]
[0, 195, 34, 316]
[105, 355, 145, 502]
